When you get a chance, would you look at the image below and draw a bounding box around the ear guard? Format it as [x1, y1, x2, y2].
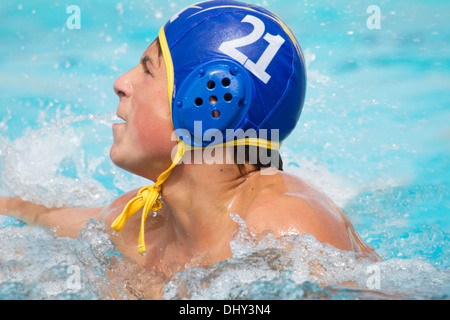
[173, 59, 253, 148]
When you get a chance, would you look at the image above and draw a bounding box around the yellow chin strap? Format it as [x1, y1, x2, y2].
[111, 139, 188, 256]
[111, 26, 282, 256]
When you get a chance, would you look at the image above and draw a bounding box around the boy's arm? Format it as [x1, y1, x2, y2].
[0, 196, 104, 238]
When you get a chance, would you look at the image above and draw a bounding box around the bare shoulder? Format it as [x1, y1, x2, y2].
[243, 171, 355, 251]
[99, 188, 142, 225]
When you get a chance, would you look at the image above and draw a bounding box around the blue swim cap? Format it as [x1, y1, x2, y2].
[159, 0, 307, 148]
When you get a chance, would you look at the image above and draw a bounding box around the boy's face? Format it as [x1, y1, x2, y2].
[110, 39, 177, 179]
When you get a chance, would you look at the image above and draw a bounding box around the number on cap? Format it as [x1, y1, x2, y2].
[219, 15, 285, 84]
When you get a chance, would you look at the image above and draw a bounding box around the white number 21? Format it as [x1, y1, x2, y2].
[218, 15, 285, 84]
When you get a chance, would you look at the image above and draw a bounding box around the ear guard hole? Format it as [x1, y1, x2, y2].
[222, 78, 231, 87]
[212, 110, 221, 119]
[209, 96, 218, 104]
[207, 81, 216, 89]
[195, 98, 203, 106]
[224, 93, 233, 102]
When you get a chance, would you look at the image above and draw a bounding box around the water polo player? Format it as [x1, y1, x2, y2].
[0, 0, 379, 283]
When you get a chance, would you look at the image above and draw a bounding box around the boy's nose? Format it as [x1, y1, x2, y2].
[113, 71, 133, 98]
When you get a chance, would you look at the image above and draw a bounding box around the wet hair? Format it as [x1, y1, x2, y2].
[235, 145, 283, 175]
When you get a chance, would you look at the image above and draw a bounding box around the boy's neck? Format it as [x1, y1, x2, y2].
[159, 161, 257, 258]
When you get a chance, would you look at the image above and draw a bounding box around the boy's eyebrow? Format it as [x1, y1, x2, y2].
[141, 38, 162, 68]
[141, 55, 157, 69]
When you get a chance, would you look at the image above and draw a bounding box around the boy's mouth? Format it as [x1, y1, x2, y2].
[115, 113, 126, 123]
[112, 114, 126, 130]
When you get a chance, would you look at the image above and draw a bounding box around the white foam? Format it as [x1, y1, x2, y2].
[1, 120, 116, 208]
[164, 213, 449, 300]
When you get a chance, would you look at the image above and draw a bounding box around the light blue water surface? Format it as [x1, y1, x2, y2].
[0, 0, 449, 300]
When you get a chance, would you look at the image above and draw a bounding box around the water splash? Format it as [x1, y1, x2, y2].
[0, 114, 119, 208]
[0, 221, 101, 299]
[0, 209, 448, 300]
[164, 213, 449, 300]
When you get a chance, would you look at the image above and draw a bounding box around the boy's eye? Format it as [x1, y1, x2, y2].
[141, 57, 153, 76]
[143, 64, 152, 76]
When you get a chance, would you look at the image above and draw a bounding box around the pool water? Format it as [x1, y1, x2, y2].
[0, 0, 449, 299]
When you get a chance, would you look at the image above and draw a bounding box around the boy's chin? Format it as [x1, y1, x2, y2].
[110, 145, 129, 170]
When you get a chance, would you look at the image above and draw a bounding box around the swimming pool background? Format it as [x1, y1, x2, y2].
[0, 0, 449, 299]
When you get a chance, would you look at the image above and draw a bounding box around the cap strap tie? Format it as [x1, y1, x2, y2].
[111, 139, 187, 255]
